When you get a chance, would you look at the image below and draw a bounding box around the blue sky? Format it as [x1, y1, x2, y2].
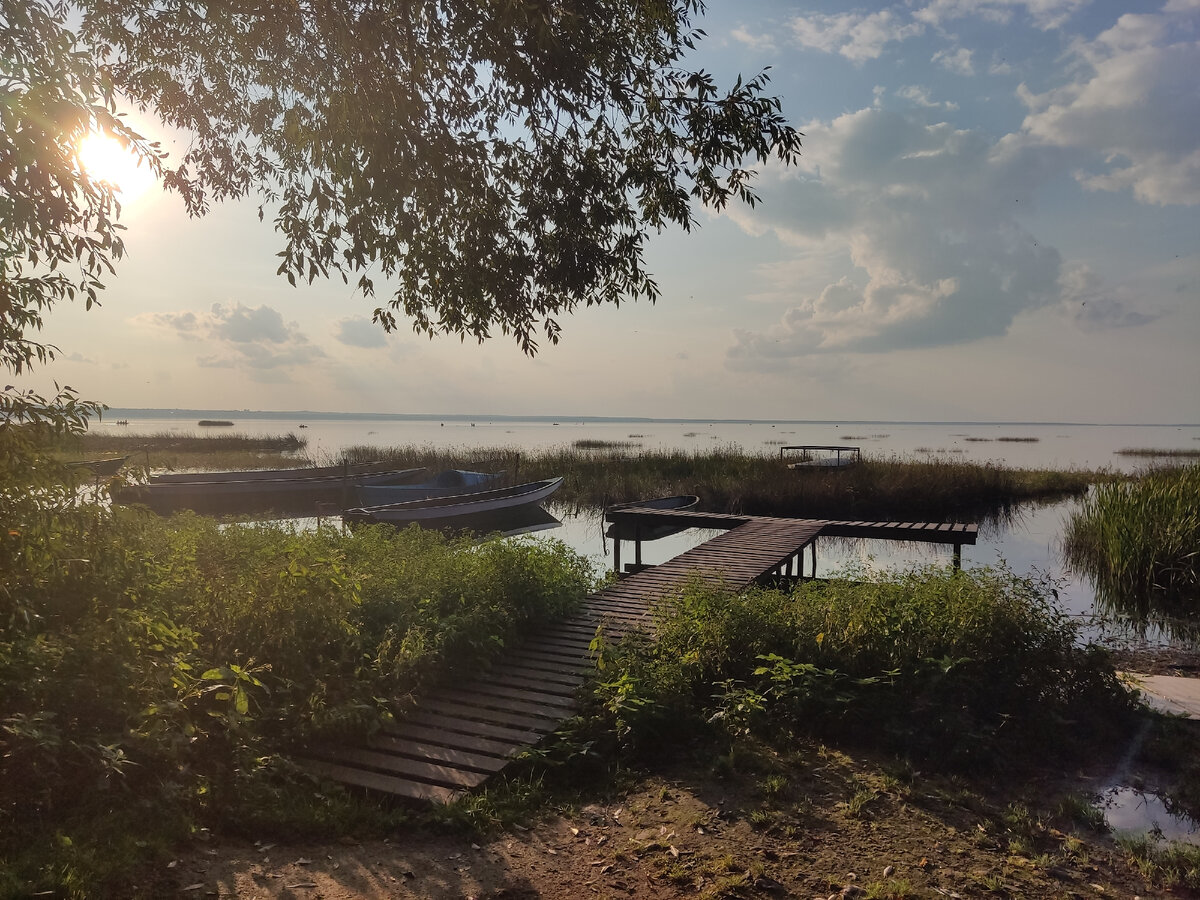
[27, 0, 1200, 421]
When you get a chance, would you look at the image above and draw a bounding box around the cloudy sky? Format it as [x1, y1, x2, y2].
[27, 0, 1200, 422]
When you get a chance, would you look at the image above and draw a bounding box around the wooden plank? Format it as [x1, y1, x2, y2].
[436, 687, 574, 720]
[315, 746, 490, 789]
[403, 709, 544, 744]
[300, 758, 463, 804]
[495, 658, 589, 683]
[484, 670, 583, 696]
[506, 649, 594, 672]
[418, 697, 559, 733]
[381, 721, 522, 758]
[460, 681, 580, 710]
[366, 733, 510, 772]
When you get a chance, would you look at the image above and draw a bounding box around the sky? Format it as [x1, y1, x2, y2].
[24, 0, 1200, 422]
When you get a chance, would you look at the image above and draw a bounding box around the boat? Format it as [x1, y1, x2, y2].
[343, 477, 564, 526]
[354, 469, 504, 506]
[114, 466, 428, 514]
[605, 495, 700, 541]
[66, 456, 129, 477]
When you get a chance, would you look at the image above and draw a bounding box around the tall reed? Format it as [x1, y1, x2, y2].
[342, 442, 1101, 520]
[1063, 464, 1200, 635]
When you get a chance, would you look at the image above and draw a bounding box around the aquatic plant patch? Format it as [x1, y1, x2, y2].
[1064, 464, 1200, 638]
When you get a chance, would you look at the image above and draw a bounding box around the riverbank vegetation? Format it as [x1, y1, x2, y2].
[342, 443, 1106, 520]
[0, 488, 593, 896]
[1064, 463, 1200, 638]
[578, 566, 1133, 770]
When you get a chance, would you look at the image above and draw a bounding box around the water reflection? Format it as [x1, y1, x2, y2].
[1101, 786, 1200, 845]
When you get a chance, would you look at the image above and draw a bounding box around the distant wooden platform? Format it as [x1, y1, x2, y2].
[301, 511, 974, 802]
[780, 444, 861, 468]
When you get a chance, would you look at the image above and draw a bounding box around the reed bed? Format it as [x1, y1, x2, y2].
[1063, 464, 1200, 635]
[342, 443, 1101, 520]
[1116, 447, 1200, 458]
[66, 430, 306, 454]
[54, 431, 310, 472]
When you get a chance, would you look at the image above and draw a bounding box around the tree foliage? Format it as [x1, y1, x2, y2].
[3, 0, 801, 367]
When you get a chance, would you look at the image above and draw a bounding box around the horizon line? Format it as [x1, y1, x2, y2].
[98, 407, 1200, 429]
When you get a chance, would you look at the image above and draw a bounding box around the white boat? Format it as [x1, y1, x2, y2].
[343, 477, 564, 525]
[354, 469, 504, 506]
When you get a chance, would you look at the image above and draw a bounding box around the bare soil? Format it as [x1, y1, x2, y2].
[161, 739, 1193, 900]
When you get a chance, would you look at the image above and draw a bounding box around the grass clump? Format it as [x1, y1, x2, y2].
[1116, 834, 1200, 890]
[1063, 464, 1200, 637]
[581, 565, 1133, 770]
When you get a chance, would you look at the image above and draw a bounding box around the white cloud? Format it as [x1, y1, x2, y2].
[730, 25, 777, 53]
[210, 302, 290, 343]
[723, 102, 1164, 367]
[132, 302, 326, 375]
[334, 317, 388, 349]
[788, 10, 924, 61]
[1058, 264, 1163, 330]
[1015, 5, 1200, 204]
[896, 85, 959, 109]
[914, 0, 1089, 30]
[932, 46, 975, 75]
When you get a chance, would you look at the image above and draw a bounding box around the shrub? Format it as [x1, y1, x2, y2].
[586, 564, 1133, 768]
[0, 499, 594, 896]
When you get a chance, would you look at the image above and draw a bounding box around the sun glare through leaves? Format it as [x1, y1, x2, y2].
[77, 133, 157, 202]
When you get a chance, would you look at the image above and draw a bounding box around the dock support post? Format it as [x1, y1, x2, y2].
[635, 526, 643, 568]
[614, 539, 621, 575]
[953, 544, 962, 570]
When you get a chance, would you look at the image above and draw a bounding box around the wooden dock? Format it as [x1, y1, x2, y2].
[301, 512, 974, 802]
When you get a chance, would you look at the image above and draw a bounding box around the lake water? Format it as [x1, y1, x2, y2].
[97, 413, 1199, 646]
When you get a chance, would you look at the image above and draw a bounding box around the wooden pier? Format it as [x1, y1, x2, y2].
[301, 511, 976, 802]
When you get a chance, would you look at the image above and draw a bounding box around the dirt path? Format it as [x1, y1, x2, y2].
[166, 752, 1177, 900]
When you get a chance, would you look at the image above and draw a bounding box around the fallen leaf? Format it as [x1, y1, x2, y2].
[571, 827, 580, 836]
[669, 846, 679, 858]
[181, 884, 205, 892]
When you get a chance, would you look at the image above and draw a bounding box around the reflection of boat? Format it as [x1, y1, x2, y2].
[343, 477, 564, 525]
[605, 495, 699, 541]
[66, 456, 129, 477]
[354, 469, 504, 506]
[114, 466, 427, 515]
[436, 504, 562, 538]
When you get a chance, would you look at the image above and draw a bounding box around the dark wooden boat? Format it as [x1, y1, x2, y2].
[605, 495, 700, 541]
[148, 460, 405, 484]
[66, 456, 129, 477]
[114, 466, 428, 515]
[343, 477, 564, 525]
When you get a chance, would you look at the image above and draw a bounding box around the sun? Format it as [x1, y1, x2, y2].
[77, 133, 158, 202]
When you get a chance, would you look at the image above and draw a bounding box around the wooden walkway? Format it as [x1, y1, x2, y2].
[300, 513, 973, 803]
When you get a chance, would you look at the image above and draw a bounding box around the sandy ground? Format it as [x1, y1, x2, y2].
[163, 755, 1180, 899]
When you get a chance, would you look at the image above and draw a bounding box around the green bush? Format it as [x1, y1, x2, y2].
[0, 498, 594, 896]
[585, 565, 1133, 768]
